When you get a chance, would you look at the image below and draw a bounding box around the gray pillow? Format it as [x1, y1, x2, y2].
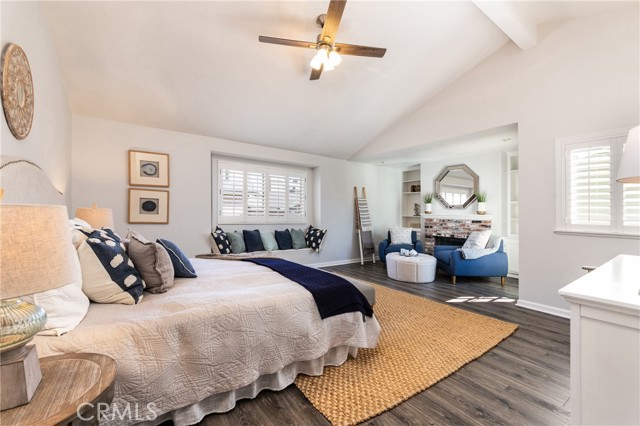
[227, 231, 246, 253]
[290, 228, 306, 249]
[127, 230, 174, 294]
[260, 231, 278, 251]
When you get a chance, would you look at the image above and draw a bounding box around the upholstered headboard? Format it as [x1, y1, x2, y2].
[0, 156, 65, 205]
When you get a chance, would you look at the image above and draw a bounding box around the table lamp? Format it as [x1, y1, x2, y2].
[617, 125, 640, 183]
[0, 204, 79, 410]
[75, 204, 114, 229]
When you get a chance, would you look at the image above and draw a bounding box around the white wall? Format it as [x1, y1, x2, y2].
[0, 2, 72, 202]
[71, 115, 400, 264]
[358, 6, 640, 314]
[421, 151, 505, 234]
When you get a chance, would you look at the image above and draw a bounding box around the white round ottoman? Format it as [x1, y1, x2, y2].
[386, 253, 436, 283]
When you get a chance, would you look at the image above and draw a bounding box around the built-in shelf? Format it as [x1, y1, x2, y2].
[402, 167, 422, 228]
[505, 151, 519, 276]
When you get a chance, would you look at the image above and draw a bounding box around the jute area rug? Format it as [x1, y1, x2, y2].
[295, 283, 518, 426]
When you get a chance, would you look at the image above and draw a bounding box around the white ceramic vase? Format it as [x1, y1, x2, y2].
[477, 202, 487, 215]
[424, 203, 432, 214]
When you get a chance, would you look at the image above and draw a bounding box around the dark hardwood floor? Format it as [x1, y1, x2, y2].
[199, 263, 570, 426]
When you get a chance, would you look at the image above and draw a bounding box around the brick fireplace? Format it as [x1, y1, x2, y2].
[423, 214, 492, 254]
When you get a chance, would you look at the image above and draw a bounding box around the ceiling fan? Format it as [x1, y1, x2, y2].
[258, 0, 386, 80]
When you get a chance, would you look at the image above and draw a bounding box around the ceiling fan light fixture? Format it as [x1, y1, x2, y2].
[328, 50, 342, 67]
[310, 46, 333, 71]
[310, 53, 324, 70]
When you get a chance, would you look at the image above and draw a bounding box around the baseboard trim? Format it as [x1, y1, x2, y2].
[516, 299, 570, 318]
[309, 257, 379, 268]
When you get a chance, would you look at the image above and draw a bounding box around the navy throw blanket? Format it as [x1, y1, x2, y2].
[242, 258, 373, 319]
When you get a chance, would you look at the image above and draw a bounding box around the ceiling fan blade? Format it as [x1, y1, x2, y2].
[320, 0, 347, 43]
[310, 65, 323, 80]
[334, 43, 386, 58]
[258, 36, 316, 49]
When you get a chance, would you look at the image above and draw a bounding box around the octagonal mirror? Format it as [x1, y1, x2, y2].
[434, 164, 479, 209]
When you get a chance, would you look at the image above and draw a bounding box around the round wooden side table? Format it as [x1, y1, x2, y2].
[0, 353, 117, 425]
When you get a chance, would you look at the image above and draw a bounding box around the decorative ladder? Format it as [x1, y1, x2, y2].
[354, 187, 375, 265]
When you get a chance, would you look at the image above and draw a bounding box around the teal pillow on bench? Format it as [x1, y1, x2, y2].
[261, 231, 278, 251]
[291, 228, 307, 249]
[227, 231, 246, 253]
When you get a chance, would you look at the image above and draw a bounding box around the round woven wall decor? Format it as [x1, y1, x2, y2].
[2, 44, 34, 140]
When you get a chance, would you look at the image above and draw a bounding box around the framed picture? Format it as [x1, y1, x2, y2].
[128, 189, 169, 224]
[129, 150, 170, 187]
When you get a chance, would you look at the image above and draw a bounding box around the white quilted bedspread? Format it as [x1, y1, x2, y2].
[34, 259, 380, 424]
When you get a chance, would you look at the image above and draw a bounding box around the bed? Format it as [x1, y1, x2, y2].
[1, 156, 381, 425]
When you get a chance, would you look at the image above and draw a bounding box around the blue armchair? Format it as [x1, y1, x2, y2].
[379, 230, 424, 264]
[433, 239, 508, 286]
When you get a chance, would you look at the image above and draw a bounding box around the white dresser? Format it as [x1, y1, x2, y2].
[558, 255, 640, 426]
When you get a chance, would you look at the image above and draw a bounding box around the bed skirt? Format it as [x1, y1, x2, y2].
[141, 345, 358, 426]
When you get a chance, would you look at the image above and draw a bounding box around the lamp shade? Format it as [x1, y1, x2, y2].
[0, 204, 79, 299]
[75, 205, 114, 229]
[617, 126, 640, 183]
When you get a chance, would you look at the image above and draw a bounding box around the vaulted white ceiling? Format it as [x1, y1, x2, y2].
[41, 1, 628, 161]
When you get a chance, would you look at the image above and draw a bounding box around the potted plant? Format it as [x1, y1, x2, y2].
[476, 191, 487, 215]
[423, 193, 433, 214]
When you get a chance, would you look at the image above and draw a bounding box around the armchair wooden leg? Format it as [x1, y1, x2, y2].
[500, 276, 506, 287]
[451, 276, 456, 285]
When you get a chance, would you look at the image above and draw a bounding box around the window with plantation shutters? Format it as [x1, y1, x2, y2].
[556, 129, 640, 236]
[218, 160, 308, 224]
[567, 144, 612, 228]
[220, 165, 244, 220]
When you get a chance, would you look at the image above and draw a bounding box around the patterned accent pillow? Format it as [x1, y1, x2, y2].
[275, 229, 293, 250]
[211, 226, 232, 254]
[78, 229, 145, 304]
[290, 228, 307, 249]
[157, 239, 197, 278]
[243, 229, 265, 252]
[390, 227, 413, 245]
[462, 230, 492, 249]
[305, 225, 327, 253]
[128, 231, 175, 294]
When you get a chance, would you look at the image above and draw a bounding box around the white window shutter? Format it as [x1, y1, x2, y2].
[567, 144, 612, 228]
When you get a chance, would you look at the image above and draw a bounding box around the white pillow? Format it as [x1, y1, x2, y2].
[23, 250, 89, 336]
[463, 230, 492, 249]
[390, 228, 413, 245]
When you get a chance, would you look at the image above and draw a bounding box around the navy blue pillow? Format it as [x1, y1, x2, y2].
[156, 239, 197, 278]
[243, 229, 265, 252]
[275, 229, 293, 250]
